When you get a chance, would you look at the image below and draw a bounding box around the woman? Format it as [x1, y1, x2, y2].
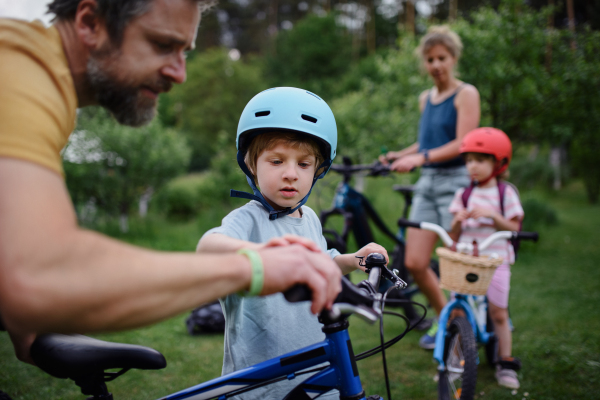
[381, 26, 480, 349]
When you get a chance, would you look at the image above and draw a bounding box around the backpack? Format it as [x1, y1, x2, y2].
[461, 180, 523, 259]
[185, 301, 225, 335]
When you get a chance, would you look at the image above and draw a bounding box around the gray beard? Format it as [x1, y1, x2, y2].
[87, 55, 157, 127]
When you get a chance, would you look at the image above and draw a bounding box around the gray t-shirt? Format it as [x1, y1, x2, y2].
[201, 201, 340, 399]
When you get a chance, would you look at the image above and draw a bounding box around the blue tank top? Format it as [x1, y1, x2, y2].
[418, 87, 465, 168]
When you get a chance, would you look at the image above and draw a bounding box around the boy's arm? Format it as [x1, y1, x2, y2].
[334, 243, 389, 275]
[197, 233, 260, 253]
[197, 233, 324, 254]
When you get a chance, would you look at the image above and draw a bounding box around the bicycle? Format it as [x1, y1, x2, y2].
[319, 156, 438, 330]
[397, 218, 538, 400]
[30, 254, 426, 400]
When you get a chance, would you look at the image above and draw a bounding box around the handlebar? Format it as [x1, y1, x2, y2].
[397, 218, 539, 254]
[284, 252, 405, 324]
[328, 157, 391, 183]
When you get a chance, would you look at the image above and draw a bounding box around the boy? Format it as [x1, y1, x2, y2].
[448, 127, 524, 389]
[197, 87, 387, 399]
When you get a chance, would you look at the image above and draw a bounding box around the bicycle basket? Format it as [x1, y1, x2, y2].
[436, 247, 503, 295]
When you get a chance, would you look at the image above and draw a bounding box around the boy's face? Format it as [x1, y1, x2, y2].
[255, 142, 317, 215]
[465, 153, 495, 182]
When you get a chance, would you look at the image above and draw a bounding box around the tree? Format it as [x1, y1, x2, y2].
[159, 48, 267, 170]
[63, 109, 191, 230]
[264, 13, 352, 100]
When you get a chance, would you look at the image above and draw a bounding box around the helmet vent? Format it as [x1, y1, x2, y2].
[255, 111, 270, 117]
[301, 114, 317, 123]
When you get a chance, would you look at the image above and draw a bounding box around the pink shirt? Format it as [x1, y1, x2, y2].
[449, 184, 524, 264]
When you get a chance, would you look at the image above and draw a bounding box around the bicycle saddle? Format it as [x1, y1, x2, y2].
[31, 333, 166, 379]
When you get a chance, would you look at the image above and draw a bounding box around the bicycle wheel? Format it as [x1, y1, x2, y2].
[437, 317, 478, 400]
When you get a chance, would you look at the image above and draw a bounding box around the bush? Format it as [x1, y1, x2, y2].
[521, 197, 559, 232]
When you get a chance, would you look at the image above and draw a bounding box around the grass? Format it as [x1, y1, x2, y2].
[1, 177, 599, 399]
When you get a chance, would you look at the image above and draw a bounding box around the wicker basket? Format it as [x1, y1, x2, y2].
[436, 247, 503, 295]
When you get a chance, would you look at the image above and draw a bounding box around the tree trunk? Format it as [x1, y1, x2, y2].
[366, 0, 376, 55]
[567, 0, 576, 50]
[406, 0, 415, 36]
[449, 0, 458, 22]
[545, 0, 554, 72]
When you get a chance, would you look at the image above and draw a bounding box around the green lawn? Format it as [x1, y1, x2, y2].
[1, 180, 599, 399]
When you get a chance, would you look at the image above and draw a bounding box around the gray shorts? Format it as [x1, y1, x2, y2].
[409, 166, 470, 231]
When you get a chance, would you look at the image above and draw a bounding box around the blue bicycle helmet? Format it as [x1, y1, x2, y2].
[232, 87, 338, 220]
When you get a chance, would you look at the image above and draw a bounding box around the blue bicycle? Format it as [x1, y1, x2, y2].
[30, 254, 426, 400]
[397, 219, 538, 400]
[319, 157, 438, 330]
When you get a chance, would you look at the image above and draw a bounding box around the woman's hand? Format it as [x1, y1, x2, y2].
[390, 153, 425, 172]
[378, 151, 399, 165]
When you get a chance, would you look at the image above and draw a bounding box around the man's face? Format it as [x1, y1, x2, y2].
[88, 0, 200, 126]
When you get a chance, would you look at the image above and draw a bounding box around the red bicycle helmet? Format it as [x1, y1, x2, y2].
[460, 127, 512, 177]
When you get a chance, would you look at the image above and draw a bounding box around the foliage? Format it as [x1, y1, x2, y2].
[153, 132, 248, 219]
[63, 109, 191, 222]
[331, 37, 429, 163]
[520, 197, 558, 231]
[552, 28, 600, 203]
[264, 13, 352, 101]
[159, 48, 267, 170]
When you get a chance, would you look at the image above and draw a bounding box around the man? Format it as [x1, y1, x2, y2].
[0, 0, 341, 364]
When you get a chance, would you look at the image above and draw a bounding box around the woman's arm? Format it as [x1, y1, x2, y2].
[390, 85, 480, 172]
[427, 85, 480, 163]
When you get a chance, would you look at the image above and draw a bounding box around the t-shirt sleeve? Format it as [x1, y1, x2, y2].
[201, 207, 255, 242]
[448, 187, 466, 214]
[0, 22, 76, 176]
[503, 185, 524, 221]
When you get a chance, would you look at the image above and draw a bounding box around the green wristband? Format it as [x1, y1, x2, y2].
[238, 248, 264, 297]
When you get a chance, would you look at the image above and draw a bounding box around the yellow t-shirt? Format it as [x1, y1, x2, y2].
[0, 19, 77, 176]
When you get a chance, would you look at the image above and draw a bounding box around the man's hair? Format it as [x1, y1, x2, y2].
[244, 132, 325, 180]
[47, 0, 215, 45]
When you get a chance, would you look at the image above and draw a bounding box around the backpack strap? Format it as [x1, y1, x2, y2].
[461, 182, 476, 209]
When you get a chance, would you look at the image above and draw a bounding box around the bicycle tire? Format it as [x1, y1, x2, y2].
[437, 317, 478, 400]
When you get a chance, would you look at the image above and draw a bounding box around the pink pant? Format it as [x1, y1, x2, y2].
[486, 264, 511, 309]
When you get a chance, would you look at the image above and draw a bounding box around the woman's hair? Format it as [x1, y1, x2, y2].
[47, 0, 215, 45]
[245, 132, 325, 180]
[416, 25, 463, 61]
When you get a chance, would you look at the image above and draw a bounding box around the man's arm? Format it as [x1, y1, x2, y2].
[0, 158, 341, 334]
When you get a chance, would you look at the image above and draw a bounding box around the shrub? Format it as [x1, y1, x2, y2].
[521, 197, 559, 232]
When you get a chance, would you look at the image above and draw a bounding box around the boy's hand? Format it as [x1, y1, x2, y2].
[258, 245, 342, 314]
[262, 235, 322, 253]
[354, 243, 389, 271]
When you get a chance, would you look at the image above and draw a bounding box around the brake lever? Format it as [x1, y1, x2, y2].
[327, 302, 381, 324]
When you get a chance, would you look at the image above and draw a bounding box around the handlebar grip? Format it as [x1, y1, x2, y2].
[397, 218, 421, 229]
[283, 285, 312, 303]
[515, 231, 539, 242]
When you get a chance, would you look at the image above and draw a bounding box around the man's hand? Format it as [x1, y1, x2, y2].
[261, 235, 322, 253]
[258, 245, 342, 314]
